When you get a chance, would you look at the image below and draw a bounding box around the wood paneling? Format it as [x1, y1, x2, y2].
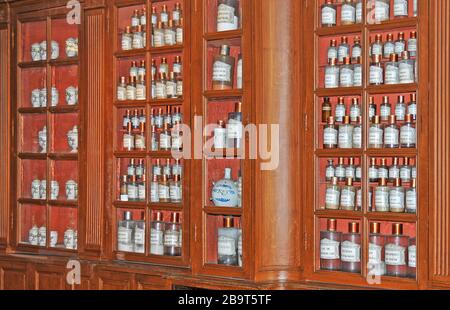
[33, 265, 66, 290]
[97, 271, 134, 290]
[430, 0, 450, 286]
[0, 261, 27, 290]
[136, 274, 171, 290]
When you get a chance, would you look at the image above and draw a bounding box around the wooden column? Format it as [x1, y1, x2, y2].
[429, 0, 450, 288]
[0, 2, 10, 250]
[253, 0, 302, 283]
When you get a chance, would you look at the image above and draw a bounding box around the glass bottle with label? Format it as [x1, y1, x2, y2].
[217, 0, 239, 32]
[413, 0, 418, 16]
[155, 73, 167, 100]
[118, 211, 135, 253]
[172, 106, 183, 124]
[159, 123, 171, 151]
[380, 96, 391, 122]
[170, 175, 182, 204]
[355, 0, 363, 23]
[127, 175, 138, 202]
[395, 95, 407, 121]
[323, 117, 338, 149]
[117, 76, 127, 101]
[375, 178, 390, 212]
[322, 97, 332, 123]
[378, 158, 389, 180]
[126, 76, 137, 101]
[369, 157, 379, 183]
[173, 2, 182, 23]
[166, 72, 177, 98]
[389, 157, 401, 182]
[214, 120, 227, 149]
[127, 159, 136, 177]
[350, 98, 361, 123]
[400, 157, 412, 183]
[176, 17, 184, 45]
[134, 212, 145, 254]
[164, 212, 182, 257]
[353, 117, 362, 149]
[383, 33, 395, 59]
[395, 32, 406, 56]
[393, 0, 409, 18]
[327, 39, 338, 61]
[172, 159, 183, 178]
[368, 222, 386, 276]
[338, 36, 350, 63]
[131, 9, 140, 27]
[406, 179, 417, 214]
[369, 55, 384, 85]
[135, 123, 146, 151]
[340, 57, 354, 87]
[335, 157, 346, 182]
[120, 175, 128, 201]
[218, 217, 239, 266]
[137, 174, 146, 202]
[352, 37, 362, 59]
[160, 5, 169, 24]
[385, 223, 409, 278]
[355, 162, 362, 183]
[390, 178, 405, 213]
[131, 109, 140, 130]
[130, 61, 138, 78]
[164, 20, 176, 46]
[150, 212, 164, 255]
[399, 51, 415, 84]
[123, 123, 135, 151]
[345, 158, 356, 180]
[121, 26, 132, 51]
[400, 115, 416, 148]
[338, 116, 354, 149]
[151, 6, 157, 28]
[136, 76, 146, 101]
[385, 53, 399, 85]
[373, 0, 390, 23]
[325, 177, 340, 210]
[341, 0, 356, 25]
[150, 175, 159, 203]
[341, 178, 356, 211]
[212, 45, 235, 90]
[353, 57, 362, 87]
[369, 96, 377, 122]
[324, 58, 339, 88]
[370, 34, 383, 57]
[163, 158, 172, 177]
[369, 116, 384, 148]
[384, 115, 399, 148]
[158, 174, 170, 203]
[227, 101, 243, 148]
[325, 159, 335, 182]
[151, 125, 159, 151]
[335, 97, 346, 123]
[341, 222, 361, 273]
[321, 0, 337, 27]
[408, 237, 417, 278]
[237, 54, 243, 89]
[154, 22, 165, 48]
[320, 219, 342, 271]
[408, 31, 417, 57]
[132, 25, 145, 49]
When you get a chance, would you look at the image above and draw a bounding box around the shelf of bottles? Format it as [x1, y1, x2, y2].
[15, 14, 80, 252]
[314, 0, 419, 284]
[112, 0, 189, 264]
[200, 0, 246, 274]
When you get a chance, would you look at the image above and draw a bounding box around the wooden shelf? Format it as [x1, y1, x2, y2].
[365, 212, 418, 223]
[315, 87, 363, 97]
[366, 149, 418, 157]
[18, 153, 47, 160]
[114, 151, 147, 158]
[114, 49, 146, 58]
[113, 201, 146, 209]
[49, 58, 79, 66]
[149, 203, 183, 211]
[48, 153, 78, 160]
[203, 89, 243, 100]
[48, 200, 78, 208]
[204, 30, 243, 41]
[150, 98, 184, 106]
[366, 17, 418, 32]
[366, 83, 418, 94]
[315, 209, 363, 220]
[48, 106, 79, 114]
[315, 149, 364, 157]
[18, 107, 47, 114]
[315, 24, 363, 36]
[18, 60, 46, 68]
[18, 198, 46, 205]
[114, 101, 148, 108]
[203, 206, 243, 216]
[150, 45, 184, 55]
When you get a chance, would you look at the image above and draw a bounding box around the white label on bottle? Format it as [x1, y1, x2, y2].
[385, 64, 399, 84]
[320, 238, 340, 260]
[408, 103, 417, 117]
[406, 190, 417, 212]
[369, 127, 384, 145]
[130, 67, 138, 78]
[395, 42, 406, 55]
[384, 42, 395, 58]
[217, 4, 237, 31]
[345, 167, 355, 179]
[214, 128, 227, 149]
[350, 106, 361, 120]
[356, 167, 362, 179]
[164, 231, 180, 247]
[370, 66, 384, 84]
[321, 6, 336, 25]
[326, 166, 335, 179]
[176, 28, 183, 44]
[121, 35, 132, 50]
[158, 184, 170, 199]
[353, 126, 362, 148]
[123, 134, 134, 149]
[396, 105, 407, 121]
[128, 184, 138, 199]
[227, 121, 243, 139]
[375, 189, 390, 211]
[400, 167, 411, 181]
[385, 244, 406, 266]
[136, 84, 146, 100]
[150, 229, 164, 255]
[160, 12, 169, 23]
[138, 184, 146, 200]
[126, 85, 137, 100]
[378, 167, 389, 179]
[390, 167, 400, 179]
[408, 245, 417, 267]
[338, 46, 349, 62]
[237, 59, 243, 89]
[176, 80, 183, 96]
[335, 166, 345, 179]
[353, 65, 362, 86]
[120, 194, 129, 202]
[324, 127, 338, 146]
[369, 243, 383, 264]
[372, 43, 383, 56]
[352, 46, 362, 59]
[341, 241, 361, 263]
[390, 189, 405, 209]
[164, 30, 176, 46]
[384, 127, 399, 145]
[375, 1, 390, 22]
[394, 0, 408, 16]
[328, 47, 337, 60]
[156, 82, 167, 99]
[399, 62, 414, 83]
[340, 68, 354, 86]
[408, 39, 417, 54]
[166, 81, 176, 97]
[170, 185, 182, 201]
[339, 126, 353, 148]
[380, 105, 391, 119]
[335, 105, 346, 121]
[218, 236, 236, 256]
[325, 188, 340, 207]
[132, 33, 144, 49]
[356, 189, 362, 207]
[128, 166, 135, 176]
[341, 4, 356, 23]
[134, 227, 145, 245]
[150, 182, 159, 203]
[135, 135, 145, 149]
[356, 2, 363, 22]
[117, 86, 126, 101]
[340, 189, 355, 208]
[400, 126, 416, 145]
[325, 67, 339, 88]
[154, 31, 164, 47]
[118, 227, 132, 244]
[213, 61, 232, 82]
[369, 167, 378, 179]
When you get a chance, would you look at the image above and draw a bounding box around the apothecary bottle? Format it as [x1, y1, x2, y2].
[352, 117, 362, 149]
[373, 0, 390, 23]
[369, 96, 377, 121]
[335, 157, 346, 181]
[369, 55, 384, 85]
[123, 123, 135, 151]
[118, 211, 135, 253]
[341, 222, 361, 273]
[338, 37, 350, 63]
[400, 157, 412, 183]
[321, 0, 337, 27]
[151, 125, 159, 151]
[368, 222, 386, 276]
[393, 0, 409, 18]
[385, 223, 409, 278]
[353, 57, 362, 87]
[345, 158, 356, 180]
[408, 237, 417, 278]
[176, 18, 184, 45]
[325, 159, 335, 182]
[395, 95, 407, 121]
[322, 97, 332, 123]
[325, 177, 340, 210]
[355, 0, 363, 23]
[374, 178, 390, 212]
[384, 34, 395, 58]
[320, 219, 342, 271]
[212, 45, 235, 90]
[218, 217, 239, 266]
[378, 158, 389, 180]
[369, 158, 379, 183]
[408, 31, 417, 57]
[117, 76, 127, 101]
[369, 116, 384, 149]
[120, 175, 128, 201]
[169, 175, 182, 204]
[127, 175, 138, 202]
[340, 57, 354, 87]
[338, 116, 354, 149]
[352, 37, 362, 59]
[350, 98, 361, 123]
[164, 20, 176, 46]
[340, 178, 356, 211]
[132, 25, 145, 49]
[389, 157, 401, 182]
[150, 175, 159, 203]
[380, 96, 391, 122]
[390, 178, 405, 213]
[164, 212, 182, 257]
[328, 39, 338, 61]
[138, 175, 146, 202]
[154, 22, 165, 48]
[408, 93, 417, 120]
[324, 58, 339, 89]
[400, 115, 416, 148]
[121, 26, 132, 51]
[323, 117, 338, 149]
[385, 53, 399, 85]
[151, 212, 164, 255]
[395, 32, 406, 56]
[217, 0, 239, 32]
[341, 0, 356, 25]
[370, 34, 383, 57]
[134, 212, 145, 254]
[384, 115, 399, 148]
[399, 51, 415, 84]
[406, 179, 417, 214]
[335, 97, 346, 123]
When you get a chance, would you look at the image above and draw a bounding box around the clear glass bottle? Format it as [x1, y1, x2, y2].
[375, 178, 390, 212]
[121, 26, 132, 51]
[400, 157, 412, 183]
[408, 237, 417, 278]
[138, 175, 146, 202]
[355, 0, 363, 23]
[399, 51, 415, 84]
[325, 177, 340, 210]
[369, 116, 384, 149]
[166, 72, 177, 99]
[170, 175, 182, 204]
[164, 20, 176, 46]
[151, 6, 158, 29]
[369, 96, 377, 122]
[130, 60, 138, 78]
[164, 212, 182, 257]
[173, 2, 183, 23]
[131, 9, 140, 27]
[355, 162, 362, 182]
[378, 158, 389, 180]
[156, 73, 167, 99]
[385, 53, 399, 85]
[324, 58, 339, 88]
[341, 222, 361, 273]
[126, 76, 137, 101]
[120, 175, 128, 201]
[150, 212, 164, 255]
[385, 223, 409, 278]
[374, 0, 390, 23]
[172, 159, 183, 177]
[171, 122, 183, 151]
[389, 157, 401, 183]
[150, 175, 159, 203]
[338, 116, 354, 149]
[345, 158, 356, 180]
[158, 174, 170, 203]
[117, 76, 127, 101]
[400, 115, 416, 148]
[408, 93, 417, 121]
[380, 96, 391, 122]
[154, 21, 165, 48]
[395, 32, 406, 56]
[127, 158, 136, 177]
[338, 36, 350, 63]
[218, 217, 239, 266]
[237, 54, 243, 89]
[368, 222, 387, 276]
[160, 4, 169, 24]
[151, 125, 159, 151]
[118, 211, 135, 253]
[227, 101, 243, 149]
[135, 123, 146, 151]
[320, 219, 342, 271]
[140, 7, 147, 26]
[217, 0, 240, 31]
[134, 211, 145, 254]
[163, 158, 172, 179]
[390, 178, 405, 213]
[323, 117, 338, 149]
[369, 158, 379, 183]
[132, 25, 145, 49]
[352, 117, 362, 149]
[327, 39, 338, 61]
[122, 109, 131, 130]
[341, 0, 356, 25]
[340, 178, 356, 211]
[393, 0, 409, 18]
[340, 57, 354, 87]
[349, 98, 361, 123]
[352, 37, 362, 58]
[127, 175, 138, 202]
[384, 115, 399, 148]
[369, 55, 384, 85]
[383, 33, 395, 59]
[322, 97, 332, 123]
[212, 45, 235, 90]
[123, 123, 135, 151]
[335, 97, 346, 123]
[176, 17, 184, 45]
[395, 95, 407, 121]
[325, 159, 335, 182]
[406, 179, 417, 214]
[335, 157, 346, 182]
[370, 34, 383, 57]
[353, 57, 362, 87]
[136, 76, 146, 101]
[159, 123, 171, 151]
[408, 31, 417, 57]
[321, 0, 337, 27]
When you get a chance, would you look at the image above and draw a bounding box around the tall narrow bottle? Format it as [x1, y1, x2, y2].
[212, 45, 235, 90]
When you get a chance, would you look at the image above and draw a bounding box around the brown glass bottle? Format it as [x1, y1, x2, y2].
[320, 219, 342, 271]
[341, 222, 361, 273]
